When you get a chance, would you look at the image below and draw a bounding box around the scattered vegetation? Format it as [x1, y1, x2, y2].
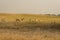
[0, 19, 60, 31]
[0, 14, 60, 40]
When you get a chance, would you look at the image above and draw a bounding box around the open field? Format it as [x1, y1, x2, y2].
[0, 14, 60, 40]
[0, 14, 60, 23]
[0, 29, 60, 40]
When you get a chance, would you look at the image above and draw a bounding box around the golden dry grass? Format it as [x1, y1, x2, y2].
[0, 14, 60, 23]
[0, 14, 60, 40]
[0, 29, 60, 40]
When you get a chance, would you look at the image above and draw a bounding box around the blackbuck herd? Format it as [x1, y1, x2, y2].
[0, 18, 44, 23]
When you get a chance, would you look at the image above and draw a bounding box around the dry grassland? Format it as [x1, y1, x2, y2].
[0, 14, 60, 40]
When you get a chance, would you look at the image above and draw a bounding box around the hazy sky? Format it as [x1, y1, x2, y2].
[0, 0, 60, 14]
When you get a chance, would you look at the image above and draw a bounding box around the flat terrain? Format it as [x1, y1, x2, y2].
[0, 14, 60, 23]
[0, 29, 60, 40]
[0, 14, 60, 40]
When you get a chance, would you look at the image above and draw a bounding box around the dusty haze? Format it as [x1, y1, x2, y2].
[0, 0, 60, 14]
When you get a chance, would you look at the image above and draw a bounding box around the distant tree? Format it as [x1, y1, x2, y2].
[46, 14, 51, 16]
[57, 14, 60, 16]
[46, 14, 56, 16]
[51, 14, 56, 16]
